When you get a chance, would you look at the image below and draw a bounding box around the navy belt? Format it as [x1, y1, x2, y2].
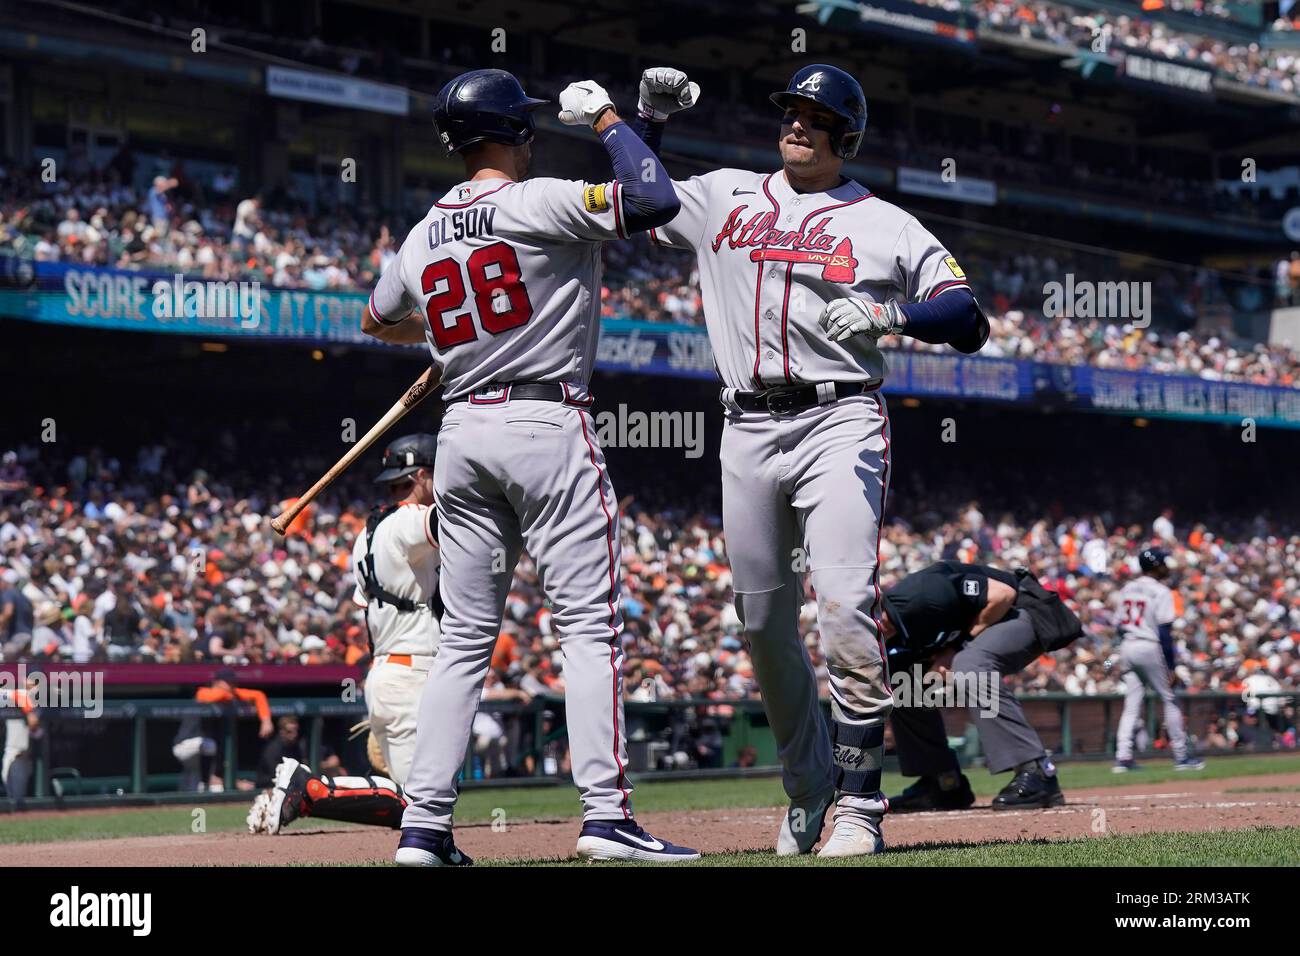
[446, 383, 578, 406]
[730, 381, 879, 415]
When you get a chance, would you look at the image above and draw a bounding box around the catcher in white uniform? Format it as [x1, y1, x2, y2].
[247, 433, 441, 834]
[1111, 547, 1206, 773]
[636, 64, 989, 857]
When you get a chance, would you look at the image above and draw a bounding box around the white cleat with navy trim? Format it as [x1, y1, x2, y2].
[817, 817, 885, 858]
[576, 820, 701, 863]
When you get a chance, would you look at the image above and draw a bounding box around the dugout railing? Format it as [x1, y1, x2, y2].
[1, 690, 1296, 806]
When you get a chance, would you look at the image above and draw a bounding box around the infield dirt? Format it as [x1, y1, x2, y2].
[9, 770, 1300, 866]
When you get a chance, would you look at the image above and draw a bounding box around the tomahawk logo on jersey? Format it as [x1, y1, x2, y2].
[648, 168, 972, 388]
[367, 176, 628, 400]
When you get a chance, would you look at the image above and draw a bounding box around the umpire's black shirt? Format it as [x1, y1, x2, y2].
[883, 562, 1018, 651]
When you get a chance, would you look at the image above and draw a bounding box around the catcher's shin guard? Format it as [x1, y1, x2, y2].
[305, 773, 408, 829]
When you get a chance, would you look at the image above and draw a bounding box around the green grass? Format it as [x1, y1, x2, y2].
[2, 753, 1296, 847]
[481, 826, 1300, 867]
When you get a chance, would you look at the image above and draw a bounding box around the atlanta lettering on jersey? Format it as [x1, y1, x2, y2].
[711, 206, 840, 253]
[711, 205, 858, 282]
[428, 206, 498, 250]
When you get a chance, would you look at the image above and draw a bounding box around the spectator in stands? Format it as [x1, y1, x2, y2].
[1276, 254, 1296, 306]
[147, 176, 178, 236]
[0, 452, 29, 501]
[0, 572, 34, 661]
[232, 193, 261, 251]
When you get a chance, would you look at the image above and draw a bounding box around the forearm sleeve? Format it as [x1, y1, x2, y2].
[632, 113, 666, 157]
[599, 120, 680, 233]
[899, 288, 988, 353]
[1158, 623, 1175, 671]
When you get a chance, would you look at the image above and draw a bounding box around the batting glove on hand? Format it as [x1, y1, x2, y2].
[638, 67, 701, 121]
[819, 297, 906, 342]
[558, 81, 615, 127]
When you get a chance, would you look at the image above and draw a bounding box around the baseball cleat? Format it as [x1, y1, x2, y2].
[256, 757, 311, 835]
[992, 767, 1065, 810]
[394, 827, 473, 867]
[1174, 757, 1206, 771]
[776, 786, 835, 856]
[888, 774, 976, 813]
[816, 817, 885, 858]
[575, 820, 700, 863]
[246, 791, 273, 834]
[1111, 759, 1141, 774]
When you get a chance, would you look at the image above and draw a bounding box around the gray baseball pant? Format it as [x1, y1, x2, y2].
[720, 392, 893, 821]
[1115, 638, 1188, 762]
[401, 399, 632, 832]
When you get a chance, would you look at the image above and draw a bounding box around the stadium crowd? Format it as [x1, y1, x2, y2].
[3, 161, 1298, 389]
[920, 0, 1300, 94]
[2, 438, 1296, 728]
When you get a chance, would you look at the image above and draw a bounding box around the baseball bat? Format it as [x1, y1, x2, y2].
[271, 366, 438, 536]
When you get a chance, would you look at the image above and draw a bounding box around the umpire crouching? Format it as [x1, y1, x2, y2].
[881, 561, 1082, 811]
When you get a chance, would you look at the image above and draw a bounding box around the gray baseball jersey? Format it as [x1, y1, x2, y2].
[649, 169, 971, 388]
[653, 167, 977, 829]
[1111, 573, 1188, 760]
[368, 176, 630, 399]
[1113, 575, 1176, 643]
[392, 175, 637, 833]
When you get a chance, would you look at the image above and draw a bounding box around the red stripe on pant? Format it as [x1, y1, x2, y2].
[578, 411, 631, 817]
[871, 393, 892, 689]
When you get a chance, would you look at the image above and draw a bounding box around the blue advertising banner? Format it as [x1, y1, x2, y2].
[4, 261, 1298, 428]
[10, 261, 371, 343]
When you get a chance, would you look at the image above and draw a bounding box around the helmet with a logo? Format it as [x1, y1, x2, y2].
[374, 434, 437, 484]
[1138, 547, 1172, 574]
[433, 69, 549, 155]
[770, 64, 868, 160]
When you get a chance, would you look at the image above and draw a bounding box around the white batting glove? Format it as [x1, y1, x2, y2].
[819, 297, 906, 342]
[558, 81, 615, 127]
[638, 67, 701, 121]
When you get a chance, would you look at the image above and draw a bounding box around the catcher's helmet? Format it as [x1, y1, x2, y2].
[375, 433, 437, 484]
[433, 69, 549, 155]
[770, 64, 868, 160]
[1138, 548, 1171, 574]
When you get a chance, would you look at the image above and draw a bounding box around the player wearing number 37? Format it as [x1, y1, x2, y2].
[361, 69, 699, 865]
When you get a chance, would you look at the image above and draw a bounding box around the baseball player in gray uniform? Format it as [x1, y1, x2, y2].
[362, 69, 698, 865]
[1111, 548, 1206, 773]
[638, 64, 988, 856]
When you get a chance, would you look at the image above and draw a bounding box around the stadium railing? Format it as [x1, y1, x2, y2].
[2, 691, 1295, 806]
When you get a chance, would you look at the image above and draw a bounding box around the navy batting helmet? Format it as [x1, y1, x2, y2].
[433, 69, 549, 155]
[770, 64, 868, 160]
[1138, 548, 1171, 574]
[375, 433, 437, 484]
